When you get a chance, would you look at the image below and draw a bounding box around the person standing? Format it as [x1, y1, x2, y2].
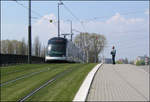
[111, 46, 116, 64]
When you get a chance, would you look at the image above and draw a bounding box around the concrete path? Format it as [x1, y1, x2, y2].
[87, 64, 149, 101]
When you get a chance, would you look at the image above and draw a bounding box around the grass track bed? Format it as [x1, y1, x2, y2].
[26, 63, 96, 101]
[1, 64, 73, 101]
[1, 64, 53, 83]
[0, 63, 97, 101]
[1, 64, 48, 75]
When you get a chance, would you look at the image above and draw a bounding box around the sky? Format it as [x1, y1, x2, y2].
[1, 1, 149, 61]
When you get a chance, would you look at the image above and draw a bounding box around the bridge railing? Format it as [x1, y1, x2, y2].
[0, 54, 45, 66]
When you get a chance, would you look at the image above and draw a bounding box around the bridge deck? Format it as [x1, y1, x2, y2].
[87, 64, 149, 101]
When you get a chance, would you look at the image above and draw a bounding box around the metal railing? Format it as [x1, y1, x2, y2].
[0, 54, 45, 66]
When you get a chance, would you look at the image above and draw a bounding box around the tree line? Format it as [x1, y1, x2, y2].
[1, 36, 46, 57]
[1, 33, 106, 63]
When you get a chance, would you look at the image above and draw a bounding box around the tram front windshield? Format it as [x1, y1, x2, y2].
[47, 42, 66, 57]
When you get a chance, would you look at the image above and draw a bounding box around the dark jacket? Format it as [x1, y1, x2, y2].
[111, 49, 116, 56]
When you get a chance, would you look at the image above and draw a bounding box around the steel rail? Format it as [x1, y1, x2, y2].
[18, 65, 80, 102]
[0, 67, 51, 87]
[1, 65, 50, 76]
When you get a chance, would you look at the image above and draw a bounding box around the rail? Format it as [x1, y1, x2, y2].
[18, 65, 78, 101]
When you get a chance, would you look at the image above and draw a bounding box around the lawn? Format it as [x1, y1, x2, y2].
[0, 63, 97, 101]
[1, 64, 61, 83]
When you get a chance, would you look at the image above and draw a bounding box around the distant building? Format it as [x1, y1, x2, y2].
[137, 56, 145, 61]
[134, 56, 150, 65]
[134, 56, 145, 64]
[145, 57, 150, 65]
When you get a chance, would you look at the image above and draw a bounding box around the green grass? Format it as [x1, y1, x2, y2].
[0, 63, 97, 101]
[1, 64, 46, 75]
[1, 64, 73, 101]
[26, 63, 96, 101]
[1, 64, 61, 83]
[136, 60, 145, 66]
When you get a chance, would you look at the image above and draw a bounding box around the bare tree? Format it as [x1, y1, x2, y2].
[18, 38, 27, 55]
[7, 40, 14, 54]
[41, 45, 46, 57]
[33, 36, 41, 57]
[74, 33, 91, 62]
[12, 40, 19, 54]
[1, 40, 9, 54]
[1, 37, 45, 59]
[74, 33, 106, 63]
[1, 38, 27, 55]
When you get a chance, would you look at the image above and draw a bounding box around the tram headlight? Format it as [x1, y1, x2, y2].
[48, 45, 51, 51]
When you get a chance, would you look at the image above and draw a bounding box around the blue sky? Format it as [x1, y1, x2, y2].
[1, 1, 149, 61]
[2, 1, 149, 23]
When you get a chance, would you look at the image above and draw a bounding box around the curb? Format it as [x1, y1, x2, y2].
[73, 63, 103, 101]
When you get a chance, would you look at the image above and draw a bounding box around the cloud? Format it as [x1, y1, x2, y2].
[32, 14, 58, 45]
[32, 13, 73, 45]
[35, 13, 57, 25]
[106, 13, 126, 24]
[32, 13, 149, 60]
[84, 13, 146, 37]
[82, 13, 148, 60]
[106, 12, 144, 24]
[33, 13, 147, 42]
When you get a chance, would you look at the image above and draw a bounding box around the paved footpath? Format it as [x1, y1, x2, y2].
[87, 64, 149, 101]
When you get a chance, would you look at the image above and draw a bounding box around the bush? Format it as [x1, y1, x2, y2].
[136, 60, 145, 66]
[116, 61, 123, 64]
